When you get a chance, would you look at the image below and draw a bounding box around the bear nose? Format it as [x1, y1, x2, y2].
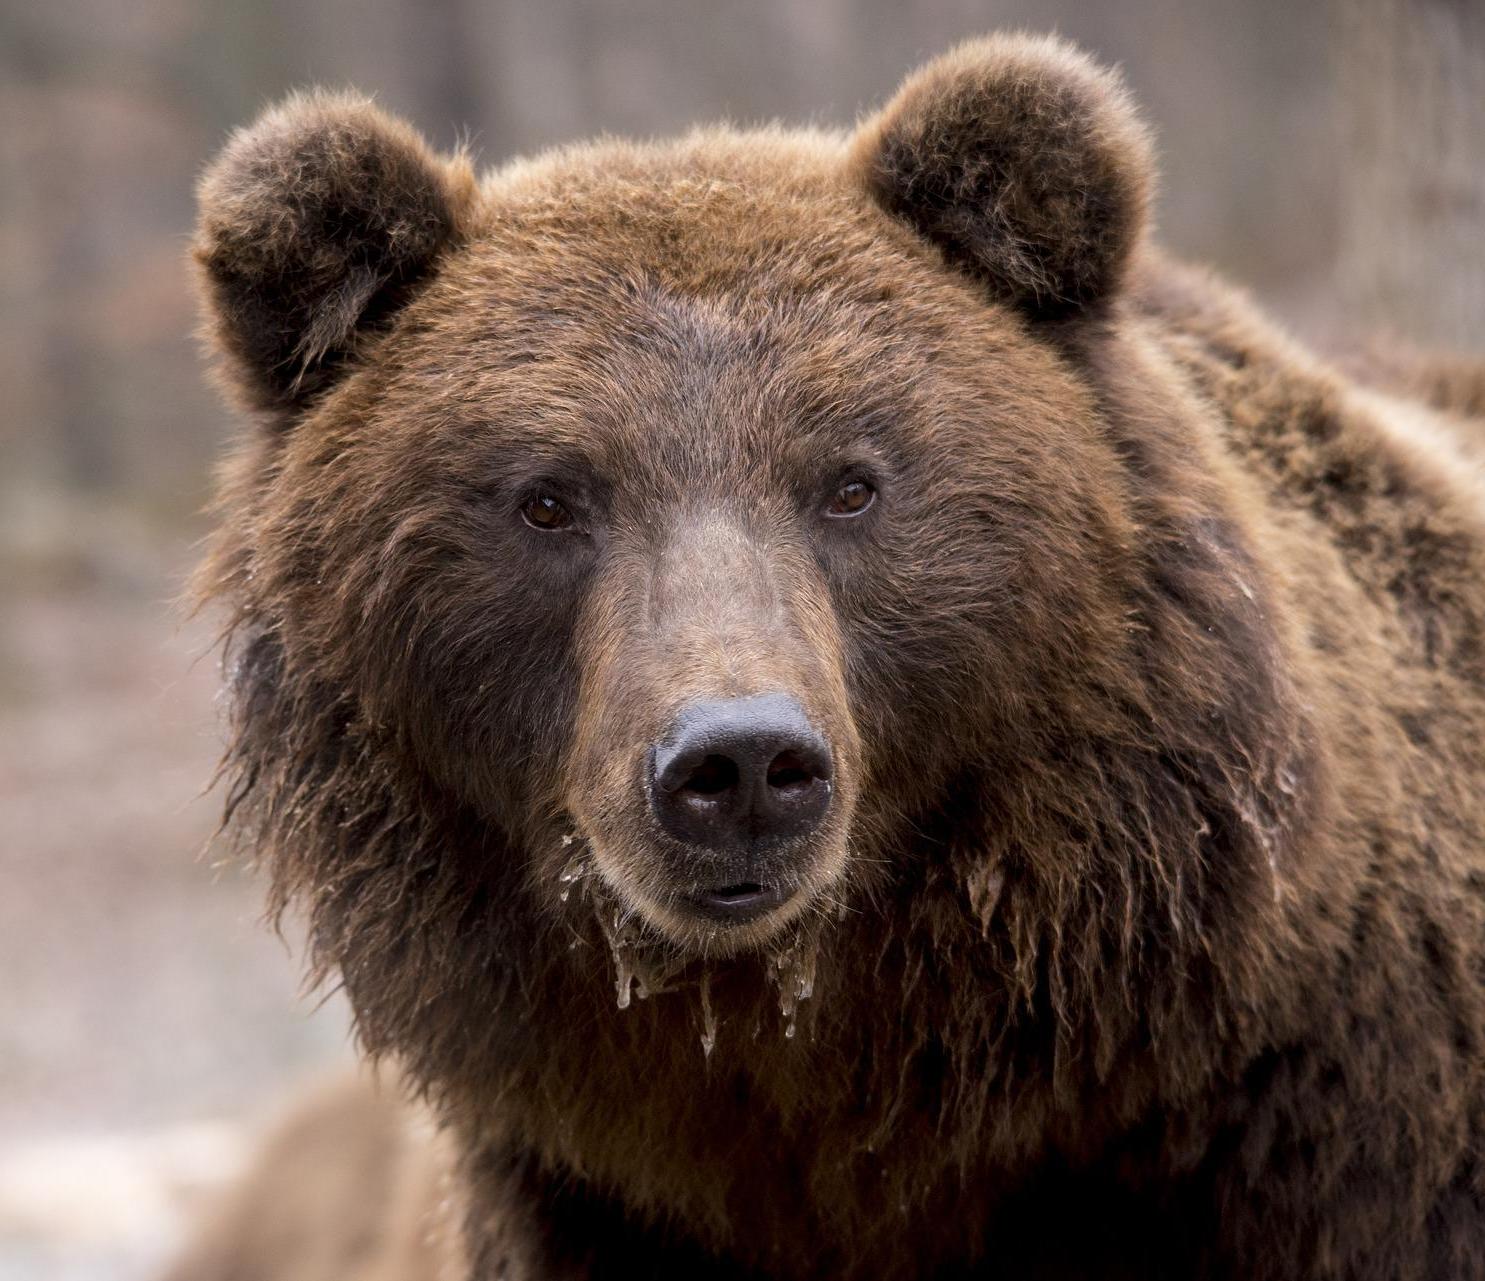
[649, 693, 833, 856]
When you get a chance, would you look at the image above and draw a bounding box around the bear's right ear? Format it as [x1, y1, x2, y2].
[850, 35, 1154, 318]
[194, 91, 477, 417]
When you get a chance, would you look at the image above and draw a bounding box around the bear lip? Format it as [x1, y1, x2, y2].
[684, 881, 787, 924]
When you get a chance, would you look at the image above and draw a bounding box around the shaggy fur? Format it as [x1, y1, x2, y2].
[851, 36, 1153, 315]
[185, 33, 1485, 1281]
[195, 90, 477, 416]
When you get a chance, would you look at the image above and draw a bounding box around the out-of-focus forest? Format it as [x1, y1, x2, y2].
[1, 1, 1481, 1278]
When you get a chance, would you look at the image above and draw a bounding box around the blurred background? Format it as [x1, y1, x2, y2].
[1, 0, 1481, 1277]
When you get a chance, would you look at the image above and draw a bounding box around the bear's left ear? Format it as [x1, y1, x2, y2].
[194, 90, 478, 417]
[850, 35, 1154, 318]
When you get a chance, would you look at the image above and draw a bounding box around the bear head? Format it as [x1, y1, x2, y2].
[194, 36, 1315, 1083]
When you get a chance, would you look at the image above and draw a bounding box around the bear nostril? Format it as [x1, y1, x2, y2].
[765, 750, 818, 792]
[680, 754, 739, 797]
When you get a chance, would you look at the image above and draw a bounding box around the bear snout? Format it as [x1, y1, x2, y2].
[648, 693, 833, 921]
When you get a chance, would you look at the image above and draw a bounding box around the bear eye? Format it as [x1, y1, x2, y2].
[825, 479, 876, 518]
[521, 494, 574, 531]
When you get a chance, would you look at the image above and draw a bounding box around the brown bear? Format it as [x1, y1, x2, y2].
[182, 33, 1485, 1281]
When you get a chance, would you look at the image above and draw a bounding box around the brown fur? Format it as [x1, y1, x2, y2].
[1344, 338, 1485, 425]
[183, 34, 1485, 1281]
[195, 90, 478, 417]
[162, 1073, 462, 1281]
[851, 35, 1153, 316]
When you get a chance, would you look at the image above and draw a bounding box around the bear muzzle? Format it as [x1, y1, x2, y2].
[648, 692, 834, 922]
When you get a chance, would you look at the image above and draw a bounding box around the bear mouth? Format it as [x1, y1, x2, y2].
[684, 881, 787, 924]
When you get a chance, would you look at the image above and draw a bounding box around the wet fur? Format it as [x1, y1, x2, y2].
[187, 34, 1485, 1281]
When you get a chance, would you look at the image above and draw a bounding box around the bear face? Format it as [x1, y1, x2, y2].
[192, 41, 1356, 1261]
[209, 146, 1175, 960]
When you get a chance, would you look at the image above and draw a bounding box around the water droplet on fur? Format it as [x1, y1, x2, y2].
[595, 903, 642, 1011]
[558, 849, 587, 883]
[771, 938, 818, 1039]
[614, 950, 634, 1010]
[556, 846, 590, 905]
[795, 960, 815, 1003]
[636, 948, 684, 1000]
[594, 900, 684, 1011]
[699, 971, 717, 1059]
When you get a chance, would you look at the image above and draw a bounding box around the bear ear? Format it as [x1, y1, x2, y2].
[850, 35, 1154, 318]
[194, 90, 477, 416]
